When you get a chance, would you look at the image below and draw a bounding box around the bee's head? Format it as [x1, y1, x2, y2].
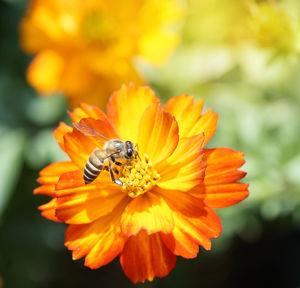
[125, 141, 134, 160]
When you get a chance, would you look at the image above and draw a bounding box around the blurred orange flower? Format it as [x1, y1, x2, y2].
[34, 84, 249, 283]
[20, 0, 182, 107]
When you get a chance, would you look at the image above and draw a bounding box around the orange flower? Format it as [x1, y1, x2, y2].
[34, 84, 249, 283]
[20, 0, 182, 107]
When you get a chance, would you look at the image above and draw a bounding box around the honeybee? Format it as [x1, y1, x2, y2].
[73, 122, 138, 185]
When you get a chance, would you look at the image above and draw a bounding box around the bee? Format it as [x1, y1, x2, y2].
[73, 122, 138, 185]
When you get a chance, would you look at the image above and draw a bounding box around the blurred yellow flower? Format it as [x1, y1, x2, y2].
[20, 0, 183, 107]
[183, 0, 300, 55]
[248, 1, 299, 54]
[183, 0, 250, 45]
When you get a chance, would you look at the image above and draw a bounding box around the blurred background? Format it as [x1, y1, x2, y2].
[0, 0, 300, 287]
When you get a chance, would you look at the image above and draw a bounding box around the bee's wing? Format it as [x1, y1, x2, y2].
[73, 122, 109, 143]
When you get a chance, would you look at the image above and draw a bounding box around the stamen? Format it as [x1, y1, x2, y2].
[119, 154, 160, 198]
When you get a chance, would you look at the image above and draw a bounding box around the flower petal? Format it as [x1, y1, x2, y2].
[164, 94, 204, 133]
[38, 161, 77, 180]
[77, 117, 119, 142]
[195, 183, 249, 209]
[120, 230, 176, 283]
[106, 84, 159, 142]
[65, 201, 128, 268]
[34, 161, 77, 197]
[160, 228, 199, 259]
[158, 189, 222, 258]
[120, 192, 174, 236]
[203, 148, 247, 184]
[63, 134, 90, 167]
[63, 117, 120, 167]
[53, 122, 72, 152]
[156, 134, 206, 191]
[192, 148, 249, 208]
[55, 169, 87, 194]
[55, 188, 127, 224]
[63, 129, 98, 167]
[26, 50, 63, 94]
[59, 57, 95, 99]
[69, 102, 111, 123]
[164, 94, 218, 145]
[54, 169, 126, 224]
[137, 103, 179, 165]
[34, 185, 56, 197]
[38, 199, 61, 222]
[55, 169, 114, 196]
[160, 206, 221, 258]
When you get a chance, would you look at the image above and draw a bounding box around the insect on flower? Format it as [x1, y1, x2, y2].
[34, 84, 249, 283]
[73, 122, 139, 185]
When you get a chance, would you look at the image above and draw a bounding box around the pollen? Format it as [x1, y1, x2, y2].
[119, 154, 160, 198]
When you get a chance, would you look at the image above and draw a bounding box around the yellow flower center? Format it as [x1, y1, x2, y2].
[249, 3, 296, 52]
[81, 10, 115, 42]
[119, 154, 160, 198]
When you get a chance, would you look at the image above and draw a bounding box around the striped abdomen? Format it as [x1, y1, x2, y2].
[84, 149, 105, 184]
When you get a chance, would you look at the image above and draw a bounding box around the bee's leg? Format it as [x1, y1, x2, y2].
[110, 155, 126, 166]
[108, 161, 123, 186]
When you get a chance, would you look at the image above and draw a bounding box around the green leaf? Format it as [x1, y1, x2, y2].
[0, 127, 26, 221]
